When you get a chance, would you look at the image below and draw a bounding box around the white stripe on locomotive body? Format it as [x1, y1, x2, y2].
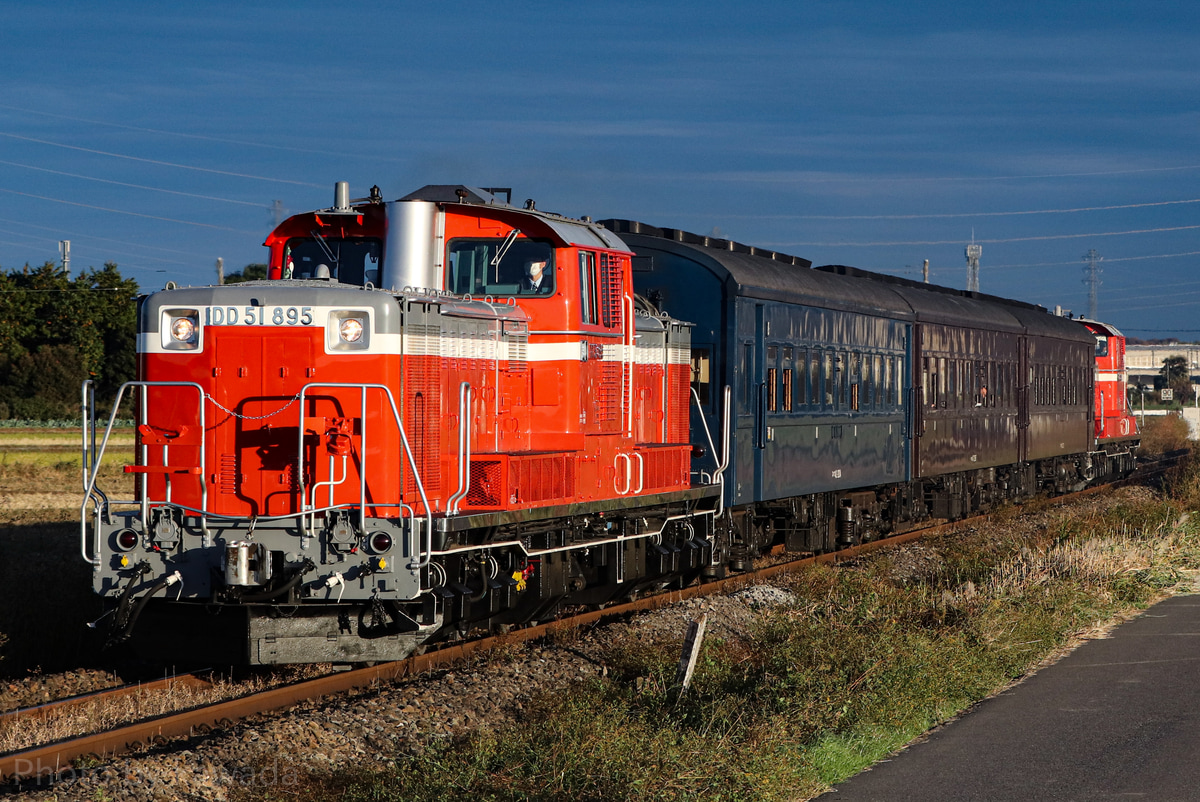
[142, 314, 688, 368]
[140, 305, 394, 355]
[418, 338, 688, 366]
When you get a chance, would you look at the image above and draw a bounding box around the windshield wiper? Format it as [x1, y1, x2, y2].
[309, 229, 339, 269]
[490, 229, 521, 283]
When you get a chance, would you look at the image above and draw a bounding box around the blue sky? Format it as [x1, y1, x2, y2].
[2, 0, 1198, 337]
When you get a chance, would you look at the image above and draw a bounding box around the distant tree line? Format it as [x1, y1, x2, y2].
[0, 261, 268, 421]
[224, 263, 267, 283]
[0, 261, 139, 420]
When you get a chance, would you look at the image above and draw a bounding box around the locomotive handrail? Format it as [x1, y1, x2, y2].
[296, 383, 434, 572]
[80, 380, 207, 567]
[614, 453, 632, 495]
[691, 386, 721, 474]
[714, 385, 733, 519]
[428, 509, 715, 562]
[447, 382, 474, 515]
[632, 451, 645, 494]
[625, 294, 635, 437]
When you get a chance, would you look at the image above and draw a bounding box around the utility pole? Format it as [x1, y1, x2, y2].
[216, 257, 224, 285]
[923, 259, 929, 283]
[58, 240, 70, 274]
[965, 233, 981, 293]
[1082, 249, 1102, 319]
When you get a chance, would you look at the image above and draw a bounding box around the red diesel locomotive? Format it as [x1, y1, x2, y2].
[83, 184, 710, 665]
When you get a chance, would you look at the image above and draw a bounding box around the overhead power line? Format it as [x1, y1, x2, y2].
[700, 163, 1200, 185]
[0, 159, 265, 206]
[0, 187, 260, 234]
[769, 223, 1200, 248]
[0, 132, 324, 188]
[747, 197, 1200, 221]
[0, 102, 407, 163]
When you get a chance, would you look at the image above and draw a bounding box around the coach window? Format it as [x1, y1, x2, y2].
[872, 354, 882, 408]
[767, 346, 778, 412]
[743, 344, 754, 411]
[807, 349, 817, 407]
[797, 348, 808, 407]
[823, 351, 834, 408]
[852, 351, 863, 411]
[579, 251, 598, 325]
[948, 360, 959, 409]
[839, 351, 849, 409]
[782, 347, 794, 411]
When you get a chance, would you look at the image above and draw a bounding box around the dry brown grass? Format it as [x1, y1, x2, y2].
[1139, 413, 1192, 456]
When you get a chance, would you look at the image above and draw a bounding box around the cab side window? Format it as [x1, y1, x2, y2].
[579, 251, 599, 325]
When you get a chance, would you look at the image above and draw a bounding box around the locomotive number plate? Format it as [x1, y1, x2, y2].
[204, 306, 314, 326]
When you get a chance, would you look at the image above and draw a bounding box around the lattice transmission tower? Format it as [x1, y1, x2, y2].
[965, 233, 982, 293]
[1082, 249, 1102, 319]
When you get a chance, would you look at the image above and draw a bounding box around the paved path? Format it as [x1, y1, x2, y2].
[817, 594, 1200, 801]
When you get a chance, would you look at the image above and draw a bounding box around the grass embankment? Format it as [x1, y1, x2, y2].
[236, 454, 1200, 801]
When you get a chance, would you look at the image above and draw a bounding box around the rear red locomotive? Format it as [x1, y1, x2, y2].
[1081, 319, 1139, 439]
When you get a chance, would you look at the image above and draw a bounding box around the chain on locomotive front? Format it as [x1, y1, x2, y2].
[82, 184, 716, 665]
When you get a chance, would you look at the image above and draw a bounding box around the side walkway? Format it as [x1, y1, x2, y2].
[818, 593, 1200, 801]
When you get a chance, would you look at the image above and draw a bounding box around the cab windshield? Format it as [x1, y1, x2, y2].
[447, 238, 555, 296]
[283, 237, 382, 286]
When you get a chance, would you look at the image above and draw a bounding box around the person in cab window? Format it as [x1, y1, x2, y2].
[522, 260, 551, 294]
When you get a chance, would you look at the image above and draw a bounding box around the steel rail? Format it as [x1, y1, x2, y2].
[2, 452, 1184, 782]
[0, 674, 213, 730]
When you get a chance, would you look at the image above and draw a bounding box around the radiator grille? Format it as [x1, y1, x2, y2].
[510, 453, 575, 504]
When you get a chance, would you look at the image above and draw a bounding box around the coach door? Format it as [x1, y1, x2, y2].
[1017, 335, 1030, 463]
[911, 324, 924, 477]
[753, 304, 767, 502]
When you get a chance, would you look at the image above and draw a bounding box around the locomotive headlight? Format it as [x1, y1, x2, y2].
[327, 310, 371, 351]
[161, 309, 200, 351]
[369, 531, 393, 553]
[171, 317, 196, 342]
[339, 317, 365, 343]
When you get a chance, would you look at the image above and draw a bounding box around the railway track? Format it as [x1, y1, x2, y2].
[0, 672, 213, 731]
[1, 451, 1186, 783]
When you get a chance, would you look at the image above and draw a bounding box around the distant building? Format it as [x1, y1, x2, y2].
[1125, 343, 1200, 388]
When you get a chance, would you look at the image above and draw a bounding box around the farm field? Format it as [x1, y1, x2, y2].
[0, 428, 133, 516]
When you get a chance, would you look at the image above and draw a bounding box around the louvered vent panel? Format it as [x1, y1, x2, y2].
[403, 323, 442, 497]
[218, 453, 238, 494]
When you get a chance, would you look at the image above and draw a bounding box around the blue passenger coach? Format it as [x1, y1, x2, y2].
[603, 220, 1097, 556]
